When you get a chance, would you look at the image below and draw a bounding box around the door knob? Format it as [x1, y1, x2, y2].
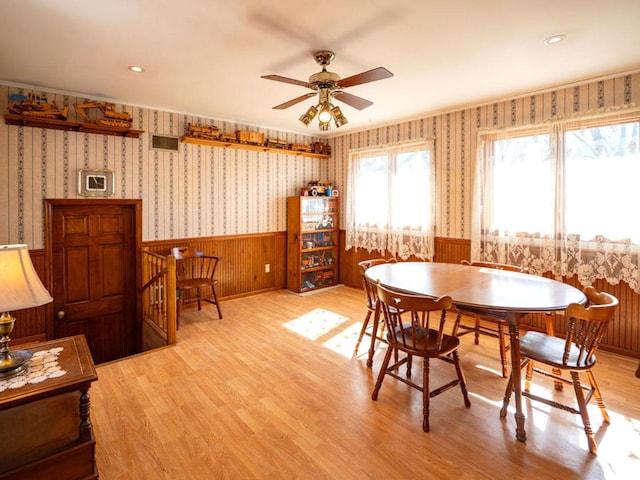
[56, 311, 65, 320]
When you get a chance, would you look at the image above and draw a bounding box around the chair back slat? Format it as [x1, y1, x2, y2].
[562, 286, 618, 367]
[171, 246, 220, 282]
[376, 283, 452, 356]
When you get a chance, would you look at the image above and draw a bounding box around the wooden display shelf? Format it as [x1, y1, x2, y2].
[180, 136, 330, 159]
[4, 114, 144, 138]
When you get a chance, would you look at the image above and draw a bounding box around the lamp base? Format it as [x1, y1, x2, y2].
[0, 349, 33, 379]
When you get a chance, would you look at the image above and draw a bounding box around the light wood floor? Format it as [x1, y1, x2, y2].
[91, 286, 640, 479]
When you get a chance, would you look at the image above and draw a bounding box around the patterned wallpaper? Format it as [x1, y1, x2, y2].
[328, 72, 640, 240]
[1, 72, 639, 250]
[0, 85, 328, 248]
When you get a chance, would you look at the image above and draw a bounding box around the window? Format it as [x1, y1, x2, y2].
[346, 141, 435, 260]
[472, 111, 640, 292]
[564, 121, 640, 243]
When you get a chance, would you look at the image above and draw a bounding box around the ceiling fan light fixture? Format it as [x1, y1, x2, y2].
[331, 106, 348, 128]
[262, 51, 393, 132]
[299, 105, 318, 126]
[318, 102, 332, 123]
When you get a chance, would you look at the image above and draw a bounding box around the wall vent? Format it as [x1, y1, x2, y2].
[151, 134, 180, 152]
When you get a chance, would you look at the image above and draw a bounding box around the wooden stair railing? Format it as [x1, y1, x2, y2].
[142, 248, 177, 348]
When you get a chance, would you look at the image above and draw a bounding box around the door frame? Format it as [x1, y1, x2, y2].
[44, 199, 143, 347]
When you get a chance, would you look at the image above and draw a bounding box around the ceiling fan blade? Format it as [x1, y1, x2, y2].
[336, 67, 393, 88]
[261, 74, 312, 88]
[272, 93, 316, 110]
[333, 91, 373, 110]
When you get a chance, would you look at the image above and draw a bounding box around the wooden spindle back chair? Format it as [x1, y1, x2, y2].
[372, 283, 471, 432]
[172, 246, 223, 320]
[500, 286, 618, 454]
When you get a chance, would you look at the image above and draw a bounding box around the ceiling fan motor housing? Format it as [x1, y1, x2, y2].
[309, 71, 340, 89]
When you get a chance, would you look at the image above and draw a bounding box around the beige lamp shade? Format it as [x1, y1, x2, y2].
[0, 244, 53, 312]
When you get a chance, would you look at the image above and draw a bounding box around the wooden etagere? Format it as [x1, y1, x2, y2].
[3, 114, 144, 138]
[287, 196, 339, 293]
[181, 136, 330, 159]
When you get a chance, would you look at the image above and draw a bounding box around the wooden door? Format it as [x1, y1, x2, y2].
[46, 199, 142, 364]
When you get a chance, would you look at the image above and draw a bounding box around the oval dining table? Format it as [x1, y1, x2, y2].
[364, 261, 586, 444]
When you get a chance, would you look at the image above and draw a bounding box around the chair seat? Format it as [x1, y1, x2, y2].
[392, 326, 460, 357]
[176, 278, 218, 290]
[520, 331, 597, 371]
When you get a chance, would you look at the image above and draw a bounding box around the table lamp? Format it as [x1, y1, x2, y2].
[0, 244, 53, 379]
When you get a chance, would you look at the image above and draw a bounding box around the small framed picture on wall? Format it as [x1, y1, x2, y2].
[78, 169, 115, 196]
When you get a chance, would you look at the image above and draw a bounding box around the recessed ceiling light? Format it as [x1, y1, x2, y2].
[128, 65, 144, 73]
[544, 35, 566, 45]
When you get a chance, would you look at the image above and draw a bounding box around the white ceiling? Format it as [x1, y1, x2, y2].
[2, 0, 640, 137]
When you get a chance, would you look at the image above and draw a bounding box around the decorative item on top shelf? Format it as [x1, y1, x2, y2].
[186, 123, 220, 140]
[266, 138, 289, 149]
[301, 180, 334, 197]
[74, 100, 132, 128]
[219, 132, 237, 142]
[7, 92, 69, 120]
[310, 142, 331, 155]
[236, 130, 265, 145]
[290, 143, 312, 153]
[180, 128, 330, 158]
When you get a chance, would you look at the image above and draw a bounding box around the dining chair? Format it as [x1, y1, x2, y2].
[500, 286, 618, 454]
[454, 260, 527, 377]
[171, 246, 223, 320]
[372, 283, 471, 432]
[354, 258, 397, 364]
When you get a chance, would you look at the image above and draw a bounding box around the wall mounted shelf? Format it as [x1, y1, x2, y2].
[180, 136, 330, 159]
[3, 114, 144, 138]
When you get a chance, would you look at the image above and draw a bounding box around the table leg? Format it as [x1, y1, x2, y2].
[366, 302, 381, 368]
[505, 312, 526, 442]
[79, 385, 93, 443]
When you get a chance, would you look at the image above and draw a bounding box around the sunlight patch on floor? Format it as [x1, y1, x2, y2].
[282, 308, 365, 358]
[322, 322, 363, 358]
[283, 308, 351, 341]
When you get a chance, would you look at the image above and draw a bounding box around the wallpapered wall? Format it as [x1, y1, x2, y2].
[0, 85, 329, 249]
[2, 72, 639, 250]
[328, 71, 640, 240]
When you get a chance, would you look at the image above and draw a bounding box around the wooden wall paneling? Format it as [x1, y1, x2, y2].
[12, 249, 49, 344]
[433, 236, 470, 264]
[143, 232, 287, 302]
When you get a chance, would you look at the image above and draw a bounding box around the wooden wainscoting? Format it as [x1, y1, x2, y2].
[143, 232, 287, 300]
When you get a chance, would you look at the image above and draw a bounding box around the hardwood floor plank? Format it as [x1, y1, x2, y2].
[92, 287, 640, 479]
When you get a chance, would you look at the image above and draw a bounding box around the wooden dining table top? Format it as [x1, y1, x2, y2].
[364, 261, 586, 314]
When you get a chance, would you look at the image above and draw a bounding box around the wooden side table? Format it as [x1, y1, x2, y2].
[0, 335, 98, 480]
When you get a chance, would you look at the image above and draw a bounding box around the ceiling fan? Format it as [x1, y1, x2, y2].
[261, 51, 393, 130]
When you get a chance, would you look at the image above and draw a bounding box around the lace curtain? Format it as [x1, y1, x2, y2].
[345, 141, 435, 260]
[471, 110, 640, 293]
